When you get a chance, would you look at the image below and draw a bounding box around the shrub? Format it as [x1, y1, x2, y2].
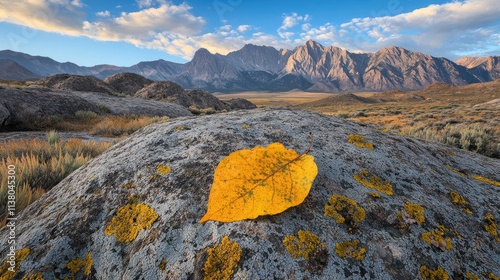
[90, 115, 168, 137]
[74, 110, 98, 122]
[46, 130, 59, 145]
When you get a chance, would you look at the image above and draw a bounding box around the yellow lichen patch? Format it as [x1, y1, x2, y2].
[66, 252, 93, 277]
[283, 230, 326, 260]
[445, 165, 466, 177]
[466, 272, 480, 280]
[21, 273, 44, 280]
[484, 214, 500, 243]
[203, 236, 242, 280]
[241, 124, 250, 129]
[420, 265, 449, 280]
[0, 247, 30, 280]
[368, 192, 381, 199]
[334, 240, 366, 261]
[105, 202, 159, 243]
[486, 273, 500, 280]
[159, 259, 167, 272]
[449, 192, 466, 205]
[347, 134, 374, 150]
[398, 202, 425, 225]
[324, 194, 366, 224]
[473, 175, 500, 187]
[353, 169, 393, 195]
[175, 125, 184, 131]
[122, 182, 137, 189]
[421, 225, 453, 250]
[156, 164, 171, 175]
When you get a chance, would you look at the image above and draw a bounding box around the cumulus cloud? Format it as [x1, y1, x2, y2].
[237, 25, 251, 33]
[96, 10, 110, 17]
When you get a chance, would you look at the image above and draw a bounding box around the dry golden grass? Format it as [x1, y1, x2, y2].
[90, 115, 168, 137]
[0, 136, 112, 226]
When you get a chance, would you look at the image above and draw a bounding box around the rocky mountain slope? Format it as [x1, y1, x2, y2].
[456, 56, 500, 82]
[0, 109, 498, 279]
[1, 41, 497, 92]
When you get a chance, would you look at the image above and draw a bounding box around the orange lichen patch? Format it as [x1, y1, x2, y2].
[473, 175, 500, 187]
[324, 194, 366, 224]
[66, 252, 93, 277]
[398, 202, 425, 225]
[203, 236, 242, 280]
[466, 272, 480, 280]
[105, 202, 159, 243]
[334, 240, 366, 261]
[156, 164, 171, 175]
[353, 169, 393, 195]
[421, 225, 453, 250]
[484, 214, 500, 243]
[159, 259, 167, 272]
[347, 134, 374, 150]
[420, 265, 449, 280]
[283, 230, 326, 260]
[445, 165, 466, 177]
[0, 248, 30, 280]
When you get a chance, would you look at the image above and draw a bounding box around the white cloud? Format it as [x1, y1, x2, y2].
[96, 10, 110, 17]
[237, 25, 251, 33]
[136, 0, 153, 8]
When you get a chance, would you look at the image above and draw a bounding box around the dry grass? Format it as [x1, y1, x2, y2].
[20, 113, 169, 137]
[215, 91, 331, 107]
[0, 135, 112, 226]
[90, 115, 168, 137]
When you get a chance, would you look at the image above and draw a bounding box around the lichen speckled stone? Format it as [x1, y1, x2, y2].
[0, 108, 499, 279]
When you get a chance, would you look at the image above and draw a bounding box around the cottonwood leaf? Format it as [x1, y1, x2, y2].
[200, 142, 318, 223]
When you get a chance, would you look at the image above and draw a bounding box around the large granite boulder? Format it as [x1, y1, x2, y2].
[104, 72, 153, 96]
[35, 74, 117, 94]
[0, 109, 498, 279]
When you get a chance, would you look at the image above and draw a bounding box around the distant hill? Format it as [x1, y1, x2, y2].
[0, 59, 41, 81]
[0, 41, 498, 92]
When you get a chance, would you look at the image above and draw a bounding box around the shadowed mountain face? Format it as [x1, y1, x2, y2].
[0, 59, 41, 81]
[0, 109, 498, 279]
[0, 41, 497, 92]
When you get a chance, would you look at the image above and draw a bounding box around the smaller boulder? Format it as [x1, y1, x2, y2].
[35, 74, 116, 94]
[226, 98, 257, 110]
[104, 72, 153, 95]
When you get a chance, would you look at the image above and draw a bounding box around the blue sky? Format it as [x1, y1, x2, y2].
[1, 0, 499, 66]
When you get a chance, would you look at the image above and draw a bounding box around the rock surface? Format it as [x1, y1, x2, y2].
[35, 74, 117, 94]
[0, 86, 191, 129]
[0, 109, 499, 279]
[104, 72, 153, 95]
[136, 82, 229, 110]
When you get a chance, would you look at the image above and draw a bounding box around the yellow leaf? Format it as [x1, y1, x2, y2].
[200, 142, 318, 222]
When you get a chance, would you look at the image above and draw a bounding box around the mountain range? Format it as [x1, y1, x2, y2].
[1, 40, 498, 92]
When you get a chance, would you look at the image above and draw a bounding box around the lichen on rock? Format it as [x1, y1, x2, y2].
[353, 169, 393, 195]
[335, 240, 366, 261]
[347, 134, 374, 149]
[0, 248, 30, 280]
[324, 194, 366, 225]
[421, 225, 454, 251]
[484, 213, 500, 243]
[203, 236, 241, 280]
[105, 202, 159, 242]
[419, 265, 449, 280]
[397, 202, 425, 225]
[66, 251, 93, 277]
[283, 230, 326, 260]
